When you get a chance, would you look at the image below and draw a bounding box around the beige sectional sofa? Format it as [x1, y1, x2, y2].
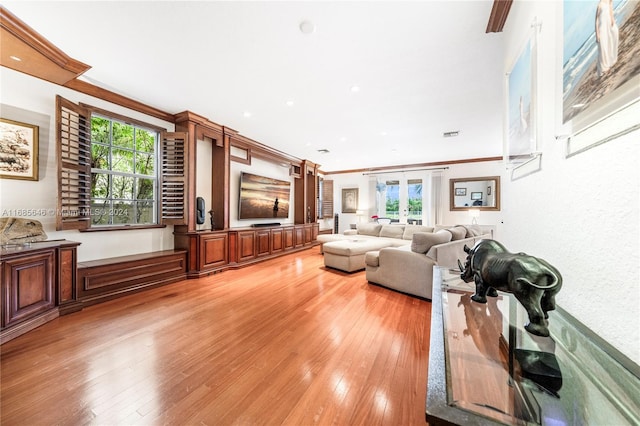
[318, 222, 492, 299]
[318, 223, 434, 272]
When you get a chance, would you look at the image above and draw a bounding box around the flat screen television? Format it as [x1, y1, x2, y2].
[238, 172, 291, 220]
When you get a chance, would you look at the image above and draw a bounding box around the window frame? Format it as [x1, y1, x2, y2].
[85, 106, 162, 229]
[56, 96, 185, 231]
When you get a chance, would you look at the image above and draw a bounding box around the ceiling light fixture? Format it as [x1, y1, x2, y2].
[243, 111, 252, 118]
[443, 130, 459, 137]
[350, 85, 360, 93]
[317, 149, 330, 154]
[286, 100, 294, 107]
[299, 20, 315, 34]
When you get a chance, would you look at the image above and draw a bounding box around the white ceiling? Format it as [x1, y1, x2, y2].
[4, 1, 506, 172]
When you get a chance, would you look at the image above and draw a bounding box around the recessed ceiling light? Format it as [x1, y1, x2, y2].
[299, 20, 315, 34]
[443, 130, 459, 137]
[350, 85, 360, 93]
[243, 111, 252, 118]
[317, 148, 330, 154]
[380, 131, 388, 136]
[9, 55, 21, 62]
[286, 100, 294, 107]
[340, 136, 347, 142]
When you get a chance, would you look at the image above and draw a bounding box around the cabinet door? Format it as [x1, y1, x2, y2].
[294, 226, 305, 248]
[283, 227, 295, 250]
[200, 233, 228, 268]
[304, 225, 313, 244]
[58, 246, 77, 306]
[236, 231, 256, 262]
[2, 250, 55, 328]
[271, 229, 283, 253]
[256, 230, 271, 257]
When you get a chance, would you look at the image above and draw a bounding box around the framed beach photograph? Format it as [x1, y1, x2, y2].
[562, 0, 640, 154]
[506, 35, 536, 164]
[341, 188, 358, 213]
[455, 188, 467, 196]
[0, 118, 39, 181]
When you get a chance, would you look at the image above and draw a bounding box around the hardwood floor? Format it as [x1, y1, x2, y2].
[1, 246, 432, 425]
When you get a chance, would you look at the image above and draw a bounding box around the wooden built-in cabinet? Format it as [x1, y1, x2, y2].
[1, 240, 80, 344]
[173, 111, 229, 232]
[176, 224, 318, 277]
[171, 110, 321, 278]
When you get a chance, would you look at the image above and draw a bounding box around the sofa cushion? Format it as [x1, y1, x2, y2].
[461, 224, 483, 237]
[446, 226, 467, 241]
[357, 223, 382, 237]
[402, 225, 435, 240]
[379, 224, 405, 239]
[411, 230, 452, 254]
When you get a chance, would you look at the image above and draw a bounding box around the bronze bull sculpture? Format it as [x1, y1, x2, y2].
[457, 239, 562, 337]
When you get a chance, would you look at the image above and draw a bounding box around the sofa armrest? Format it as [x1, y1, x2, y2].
[367, 247, 438, 299]
[426, 233, 492, 269]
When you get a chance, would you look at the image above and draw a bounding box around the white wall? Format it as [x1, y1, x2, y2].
[0, 68, 176, 262]
[502, 2, 639, 363]
[320, 172, 372, 233]
[440, 160, 505, 237]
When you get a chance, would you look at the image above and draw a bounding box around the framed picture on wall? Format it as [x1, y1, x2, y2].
[455, 188, 467, 196]
[0, 118, 39, 181]
[341, 188, 358, 213]
[506, 32, 537, 165]
[562, 0, 640, 156]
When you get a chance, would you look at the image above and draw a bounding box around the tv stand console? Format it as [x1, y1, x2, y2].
[174, 223, 319, 278]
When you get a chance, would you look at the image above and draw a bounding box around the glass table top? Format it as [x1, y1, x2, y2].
[427, 267, 640, 426]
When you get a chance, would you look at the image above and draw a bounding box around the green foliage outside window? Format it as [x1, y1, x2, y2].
[90, 115, 158, 226]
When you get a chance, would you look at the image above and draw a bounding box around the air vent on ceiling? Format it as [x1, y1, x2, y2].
[443, 131, 460, 138]
[317, 148, 330, 154]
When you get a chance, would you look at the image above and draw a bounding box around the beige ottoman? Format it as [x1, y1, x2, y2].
[323, 239, 395, 272]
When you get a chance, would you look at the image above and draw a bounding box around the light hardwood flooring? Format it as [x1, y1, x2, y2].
[1, 246, 432, 425]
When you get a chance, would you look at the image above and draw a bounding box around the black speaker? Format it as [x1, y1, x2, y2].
[196, 197, 205, 225]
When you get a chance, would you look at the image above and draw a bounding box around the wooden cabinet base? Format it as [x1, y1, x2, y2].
[77, 250, 187, 307]
[1, 240, 80, 344]
[176, 224, 319, 278]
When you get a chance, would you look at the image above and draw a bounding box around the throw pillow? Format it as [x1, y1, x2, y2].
[411, 230, 452, 254]
[357, 223, 382, 237]
[446, 226, 467, 241]
[402, 225, 435, 240]
[462, 224, 482, 237]
[380, 225, 405, 239]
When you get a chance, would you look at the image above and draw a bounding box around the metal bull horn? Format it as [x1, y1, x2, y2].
[457, 259, 465, 272]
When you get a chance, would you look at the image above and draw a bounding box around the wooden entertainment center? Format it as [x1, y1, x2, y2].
[170, 111, 321, 278]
